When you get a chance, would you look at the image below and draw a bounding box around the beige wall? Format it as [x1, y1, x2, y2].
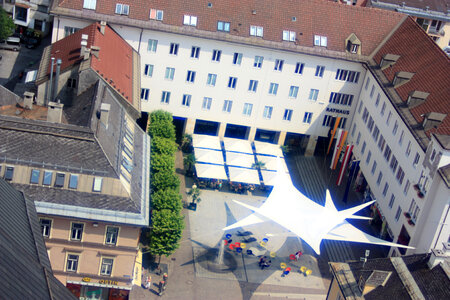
[40, 216, 140, 287]
[326, 276, 343, 300]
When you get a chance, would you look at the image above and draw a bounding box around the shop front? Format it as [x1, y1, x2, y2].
[67, 279, 131, 300]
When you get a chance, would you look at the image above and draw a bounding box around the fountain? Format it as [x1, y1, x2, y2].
[197, 238, 238, 273]
[216, 239, 225, 265]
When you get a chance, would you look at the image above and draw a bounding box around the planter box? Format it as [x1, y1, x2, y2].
[188, 202, 197, 211]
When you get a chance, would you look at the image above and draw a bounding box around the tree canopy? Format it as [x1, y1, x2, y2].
[149, 209, 185, 257]
[0, 8, 15, 40]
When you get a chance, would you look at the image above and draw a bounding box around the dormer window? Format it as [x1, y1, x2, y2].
[183, 15, 197, 26]
[149, 9, 163, 21]
[115, 3, 129, 15]
[282, 30, 296, 42]
[314, 35, 327, 47]
[250, 26, 263, 37]
[345, 33, 361, 54]
[348, 42, 359, 53]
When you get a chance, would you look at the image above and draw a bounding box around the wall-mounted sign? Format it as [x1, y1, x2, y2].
[81, 277, 91, 282]
[326, 107, 350, 115]
[99, 279, 118, 285]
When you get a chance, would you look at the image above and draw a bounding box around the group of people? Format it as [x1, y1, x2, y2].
[230, 182, 256, 194]
[258, 256, 272, 270]
[143, 272, 168, 296]
[196, 178, 223, 189]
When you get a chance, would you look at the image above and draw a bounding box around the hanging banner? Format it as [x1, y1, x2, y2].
[326, 117, 342, 155]
[336, 144, 353, 186]
[332, 130, 348, 170]
[330, 129, 343, 169]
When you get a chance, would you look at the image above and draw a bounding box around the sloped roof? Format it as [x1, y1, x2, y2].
[0, 179, 77, 300]
[373, 17, 450, 136]
[45, 22, 135, 106]
[371, 0, 450, 14]
[53, 0, 404, 56]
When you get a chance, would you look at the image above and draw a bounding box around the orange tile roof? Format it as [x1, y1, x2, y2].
[374, 17, 450, 136]
[54, 0, 404, 56]
[48, 22, 134, 105]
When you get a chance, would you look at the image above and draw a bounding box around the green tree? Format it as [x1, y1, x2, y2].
[148, 120, 176, 140]
[151, 169, 180, 192]
[151, 153, 175, 173]
[152, 137, 177, 156]
[187, 186, 201, 204]
[183, 153, 196, 174]
[150, 110, 173, 124]
[149, 209, 184, 258]
[252, 161, 266, 170]
[181, 133, 193, 153]
[151, 189, 182, 211]
[0, 7, 15, 40]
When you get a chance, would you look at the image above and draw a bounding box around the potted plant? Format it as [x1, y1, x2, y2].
[187, 185, 201, 211]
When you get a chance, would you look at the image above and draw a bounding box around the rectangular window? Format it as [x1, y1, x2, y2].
[371, 126, 380, 143]
[100, 258, 114, 276]
[413, 206, 420, 222]
[405, 141, 411, 157]
[254, 56, 264, 68]
[351, 123, 356, 136]
[149, 9, 163, 20]
[388, 194, 395, 209]
[396, 167, 405, 184]
[403, 180, 410, 195]
[250, 25, 263, 37]
[183, 15, 197, 26]
[370, 85, 375, 98]
[212, 50, 221, 62]
[392, 120, 398, 135]
[40, 218, 52, 237]
[289, 86, 299, 98]
[274, 59, 284, 71]
[202, 97, 212, 110]
[335, 69, 360, 83]
[115, 3, 129, 15]
[164, 67, 175, 80]
[376, 171, 383, 186]
[144, 64, 153, 77]
[399, 130, 404, 145]
[217, 21, 230, 32]
[303, 112, 313, 124]
[382, 182, 389, 197]
[413, 153, 420, 168]
[248, 80, 258, 92]
[30, 169, 40, 184]
[395, 206, 402, 222]
[308, 89, 319, 101]
[182, 94, 191, 107]
[380, 102, 386, 116]
[43, 171, 53, 186]
[161, 91, 171, 104]
[358, 102, 363, 114]
[54, 173, 65, 187]
[228, 77, 237, 89]
[384, 145, 392, 162]
[378, 135, 386, 152]
[362, 108, 369, 123]
[375, 93, 380, 107]
[93, 177, 103, 192]
[4, 166, 14, 181]
[268, 83, 279, 95]
[147, 39, 158, 52]
[361, 142, 366, 155]
[191, 46, 200, 58]
[386, 111, 392, 126]
[294, 62, 304, 74]
[356, 132, 361, 145]
[105, 227, 119, 245]
[67, 78, 77, 88]
[69, 174, 78, 189]
[66, 254, 79, 272]
[71, 223, 84, 241]
[283, 109, 293, 121]
[390, 155, 398, 173]
[140, 88, 149, 101]
[83, 0, 97, 10]
[367, 117, 374, 133]
[233, 52, 243, 65]
[263, 106, 273, 119]
[366, 151, 372, 165]
[315, 65, 325, 77]
[186, 70, 196, 83]
[314, 35, 327, 47]
[371, 161, 377, 175]
[322, 115, 335, 127]
[64, 26, 80, 37]
[338, 118, 347, 129]
[282, 30, 296, 41]
[169, 43, 179, 55]
[243, 103, 253, 116]
[329, 92, 354, 106]
[206, 73, 217, 86]
[223, 100, 232, 113]
[365, 77, 370, 90]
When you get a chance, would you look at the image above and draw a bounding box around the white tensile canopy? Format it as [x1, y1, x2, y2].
[228, 166, 260, 185]
[223, 137, 253, 154]
[194, 148, 224, 165]
[225, 151, 255, 168]
[224, 157, 414, 254]
[260, 170, 289, 186]
[195, 163, 228, 180]
[192, 134, 222, 150]
[256, 155, 289, 172]
[253, 141, 284, 157]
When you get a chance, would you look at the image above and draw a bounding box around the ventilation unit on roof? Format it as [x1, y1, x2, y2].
[47, 101, 64, 123]
[23, 91, 34, 110]
[407, 90, 429, 108]
[379, 53, 400, 70]
[392, 71, 414, 88]
[423, 112, 447, 131]
[100, 21, 106, 35]
[427, 248, 449, 269]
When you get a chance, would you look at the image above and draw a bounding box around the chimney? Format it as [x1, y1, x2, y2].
[100, 103, 111, 128]
[23, 91, 34, 110]
[47, 101, 64, 123]
[423, 112, 447, 131]
[407, 90, 429, 108]
[52, 59, 62, 102]
[379, 53, 400, 70]
[100, 21, 106, 35]
[427, 248, 448, 269]
[392, 71, 414, 88]
[80, 34, 88, 58]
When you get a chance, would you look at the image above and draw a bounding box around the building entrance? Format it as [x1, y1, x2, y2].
[194, 119, 219, 136]
[225, 124, 249, 139]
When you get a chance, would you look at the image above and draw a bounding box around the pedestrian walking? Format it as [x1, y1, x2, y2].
[259, 256, 267, 268]
[163, 273, 168, 285]
[158, 280, 165, 296]
[144, 275, 151, 289]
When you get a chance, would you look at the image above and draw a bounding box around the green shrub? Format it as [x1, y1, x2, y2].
[149, 209, 184, 257]
[151, 153, 175, 174]
[151, 189, 182, 211]
[151, 169, 180, 192]
[152, 137, 177, 156]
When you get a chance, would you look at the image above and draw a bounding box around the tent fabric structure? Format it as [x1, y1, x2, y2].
[256, 155, 289, 172]
[225, 151, 255, 168]
[228, 166, 260, 185]
[195, 163, 227, 180]
[192, 134, 221, 150]
[223, 138, 253, 154]
[194, 148, 224, 165]
[260, 170, 289, 186]
[224, 157, 414, 254]
[254, 141, 284, 157]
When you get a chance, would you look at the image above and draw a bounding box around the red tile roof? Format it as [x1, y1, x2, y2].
[48, 22, 134, 105]
[54, 0, 404, 56]
[374, 17, 450, 136]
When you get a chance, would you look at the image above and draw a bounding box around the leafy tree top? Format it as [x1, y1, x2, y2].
[149, 209, 185, 256]
[0, 8, 15, 40]
[152, 137, 177, 156]
[151, 188, 182, 212]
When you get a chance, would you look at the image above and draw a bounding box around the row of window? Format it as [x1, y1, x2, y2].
[66, 254, 114, 276]
[1, 165, 103, 192]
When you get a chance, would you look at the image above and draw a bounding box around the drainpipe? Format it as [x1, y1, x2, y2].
[52, 59, 62, 102]
[47, 57, 55, 105]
